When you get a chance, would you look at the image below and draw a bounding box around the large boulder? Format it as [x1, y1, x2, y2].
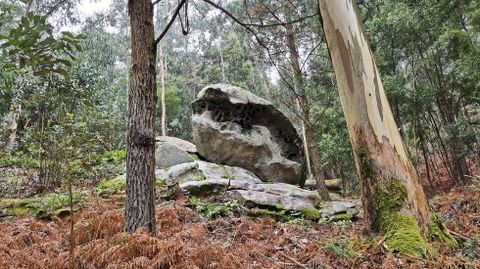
[191, 84, 305, 185]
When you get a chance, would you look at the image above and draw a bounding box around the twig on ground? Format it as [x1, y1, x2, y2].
[279, 252, 308, 269]
[447, 228, 473, 241]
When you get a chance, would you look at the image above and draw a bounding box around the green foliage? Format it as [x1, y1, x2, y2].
[360, 0, 480, 184]
[189, 197, 234, 220]
[97, 176, 125, 197]
[427, 212, 458, 247]
[0, 192, 82, 218]
[0, 12, 84, 76]
[324, 239, 361, 259]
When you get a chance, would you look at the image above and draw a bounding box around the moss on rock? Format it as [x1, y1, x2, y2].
[248, 208, 289, 221]
[300, 207, 322, 220]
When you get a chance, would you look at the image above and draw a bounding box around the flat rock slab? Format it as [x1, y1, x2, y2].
[180, 176, 359, 220]
[321, 201, 359, 221]
[156, 161, 262, 185]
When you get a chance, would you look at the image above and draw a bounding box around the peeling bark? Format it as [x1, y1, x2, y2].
[318, 0, 455, 256]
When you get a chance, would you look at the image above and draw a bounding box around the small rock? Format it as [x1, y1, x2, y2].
[156, 136, 197, 153]
[321, 201, 359, 221]
[155, 143, 193, 168]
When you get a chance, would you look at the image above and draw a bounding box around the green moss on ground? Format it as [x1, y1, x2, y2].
[248, 208, 290, 221]
[189, 197, 233, 220]
[97, 177, 125, 196]
[300, 207, 322, 220]
[0, 193, 82, 219]
[428, 212, 458, 248]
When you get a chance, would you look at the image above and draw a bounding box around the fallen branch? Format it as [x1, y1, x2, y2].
[279, 252, 308, 269]
[447, 228, 473, 241]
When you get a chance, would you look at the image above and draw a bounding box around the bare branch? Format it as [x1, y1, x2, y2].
[154, 0, 186, 46]
[45, 0, 68, 17]
[200, 0, 298, 93]
[243, 14, 317, 28]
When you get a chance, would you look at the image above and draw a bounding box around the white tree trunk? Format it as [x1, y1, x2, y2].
[318, 0, 455, 256]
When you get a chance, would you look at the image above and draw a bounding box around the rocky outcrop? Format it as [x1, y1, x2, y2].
[191, 84, 305, 185]
[154, 161, 359, 221]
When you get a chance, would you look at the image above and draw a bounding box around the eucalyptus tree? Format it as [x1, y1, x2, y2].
[360, 0, 480, 185]
[318, 0, 456, 257]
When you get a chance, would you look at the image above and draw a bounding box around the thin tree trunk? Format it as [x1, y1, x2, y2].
[318, 0, 455, 256]
[296, 99, 312, 176]
[1, 101, 21, 153]
[305, 123, 331, 201]
[285, 17, 330, 201]
[125, 0, 157, 234]
[159, 45, 167, 136]
[220, 46, 226, 83]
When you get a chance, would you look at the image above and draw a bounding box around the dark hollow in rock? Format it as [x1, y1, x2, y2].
[191, 84, 305, 185]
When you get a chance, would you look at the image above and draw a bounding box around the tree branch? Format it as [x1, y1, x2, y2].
[152, 0, 162, 6]
[243, 14, 318, 28]
[200, 0, 298, 93]
[45, 0, 68, 17]
[154, 0, 186, 46]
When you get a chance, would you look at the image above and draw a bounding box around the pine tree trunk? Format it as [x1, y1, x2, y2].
[285, 19, 330, 201]
[318, 0, 455, 256]
[125, 0, 157, 234]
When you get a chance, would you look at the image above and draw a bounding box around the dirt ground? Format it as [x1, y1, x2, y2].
[0, 180, 479, 269]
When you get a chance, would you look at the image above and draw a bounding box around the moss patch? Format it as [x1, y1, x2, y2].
[300, 207, 322, 220]
[373, 178, 427, 258]
[189, 197, 234, 220]
[428, 212, 458, 248]
[190, 153, 200, 161]
[97, 177, 125, 197]
[248, 208, 290, 221]
[0, 193, 82, 219]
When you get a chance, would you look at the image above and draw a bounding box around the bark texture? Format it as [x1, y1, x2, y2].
[318, 0, 455, 256]
[125, 0, 157, 234]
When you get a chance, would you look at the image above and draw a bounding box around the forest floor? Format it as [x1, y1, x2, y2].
[0, 167, 479, 269]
